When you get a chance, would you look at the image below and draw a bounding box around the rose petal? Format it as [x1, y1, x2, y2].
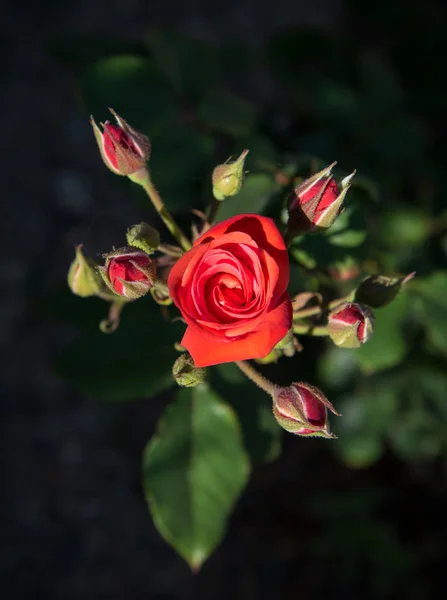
[182, 292, 292, 367]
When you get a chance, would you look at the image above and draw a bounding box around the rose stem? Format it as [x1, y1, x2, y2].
[142, 178, 192, 251]
[234, 360, 276, 396]
[158, 243, 184, 258]
[99, 300, 125, 334]
[207, 196, 220, 226]
[292, 324, 329, 336]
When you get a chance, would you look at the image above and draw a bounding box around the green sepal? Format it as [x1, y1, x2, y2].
[172, 353, 207, 388]
[150, 282, 173, 305]
[355, 272, 415, 308]
[68, 245, 106, 298]
[126, 222, 161, 254]
[313, 175, 354, 231]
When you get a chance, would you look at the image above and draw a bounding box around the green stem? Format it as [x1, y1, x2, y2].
[207, 196, 220, 226]
[99, 300, 125, 333]
[234, 360, 276, 396]
[158, 243, 184, 258]
[142, 178, 192, 251]
[292, 292, 355, 321]
[293, 324, 329, 337]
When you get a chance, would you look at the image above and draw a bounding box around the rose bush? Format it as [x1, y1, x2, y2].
[168, 214, 292, 367]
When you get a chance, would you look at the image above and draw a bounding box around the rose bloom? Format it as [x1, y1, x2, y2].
[168, 214, 292, 367]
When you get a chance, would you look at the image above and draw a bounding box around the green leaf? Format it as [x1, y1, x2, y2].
[197, 89, 257, 137]
[81, 55, 177, 133]
[378, 206, 430, 250]
[333, 385, 398, 468]
[148, 126, 214, 212]
[410, 272, 447, 354]
[147, 29, 219, 98]
[216, 174, 279, 222]
[210, 363, 281, 465]
[142, 385, 250, 569]
[327, 229, 367, 248]
[335, 434, 384, 469]
[41, 286, 107, 330]
[355, 291, 408, 373]
[44, 33, 146, 69]
[318, 346, 359, 389]
[389, 410, 443, 462]
[54, 300, 184, 401]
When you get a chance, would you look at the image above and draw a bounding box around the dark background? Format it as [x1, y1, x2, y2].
[2, 0, 447, 598]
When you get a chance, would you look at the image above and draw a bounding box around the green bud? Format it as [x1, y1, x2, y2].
[172, 353, 207, 388]
[67, 245, 105, 298]
[212, 149, 249, 200]
[255, 348, 281, 365]
[126, 222, 160, 254]
[355, 272, 415, 308]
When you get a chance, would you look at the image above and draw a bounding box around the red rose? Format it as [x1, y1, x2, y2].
[168, 214, 292, 367]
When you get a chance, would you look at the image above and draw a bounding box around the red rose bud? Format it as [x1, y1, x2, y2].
[172, 353, 207, 388]
[212, 149, 249, 200]
[328, 302, 374, 348]
[68, 245, 106, 298]
[98, 248, 156, 300]
[287, 162, 355, 235]
[272, 383, 339, 438]
[91, 108, 151, 179]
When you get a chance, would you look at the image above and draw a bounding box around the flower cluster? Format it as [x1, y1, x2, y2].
[68, 109, 411, 440]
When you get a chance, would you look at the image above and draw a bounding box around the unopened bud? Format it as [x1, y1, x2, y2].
[91, 108, 151, 179]
[287, 163, 355, 236]
[98, 247, 156, 300]
[126, 222, 160, 254]
[272, 383, 339, 438]
[328, 302, 374, 348]
[355, 272, 415, 308]
[172, 353, 207, 387]
[212, 149, 249, 200]
[68, 245, 105, 298]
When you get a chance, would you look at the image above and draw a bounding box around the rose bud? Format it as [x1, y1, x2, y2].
[91, 108, 151, 181]
[172, 353, 207, 388]
[272, 383, 339, 438]
[98, 248, 156, 300]
[328, 302, 374, 348]
[355, 272, 415, 309]
[212, 149, 249, 200]
[68, 245, 106, 298]
[287, 163, 355, 236]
